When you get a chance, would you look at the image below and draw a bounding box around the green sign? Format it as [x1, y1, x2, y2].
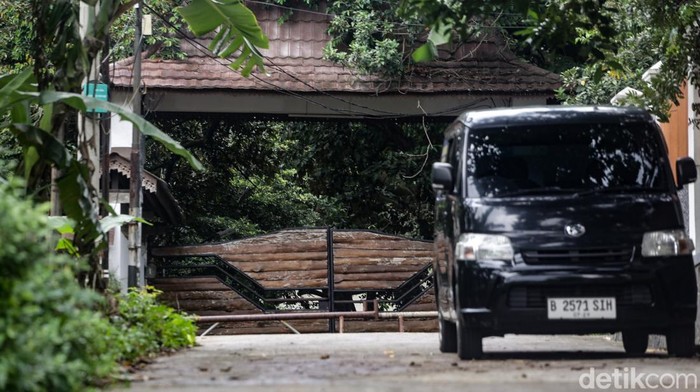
[82, 81, 109, 113]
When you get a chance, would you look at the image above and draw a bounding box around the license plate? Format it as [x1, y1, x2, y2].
[547, 297, 616, 320]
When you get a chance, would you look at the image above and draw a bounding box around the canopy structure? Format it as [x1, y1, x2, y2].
[108, 152, 183, 225]
[110, 3, 561, 120]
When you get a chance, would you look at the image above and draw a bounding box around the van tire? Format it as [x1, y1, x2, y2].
[434, 271, 458, 353]
[666, 326, 695, 358]
[622, 330, 648, 356]
[439, 318, 458, 353]
[456, 318, 483, 359]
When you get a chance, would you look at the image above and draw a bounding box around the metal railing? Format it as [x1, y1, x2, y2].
[196, 301, 438, 336]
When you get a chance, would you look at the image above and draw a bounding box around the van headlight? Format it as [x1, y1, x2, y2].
[455, 233, 514, 261]
[641, 230, 694, 257]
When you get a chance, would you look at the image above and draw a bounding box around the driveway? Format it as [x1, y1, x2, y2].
[113, 333, 699, 391]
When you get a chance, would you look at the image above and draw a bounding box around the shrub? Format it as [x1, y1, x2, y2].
[109, 287, 197, 364]
[0, 181, 197, 391]
[0, 181, 119, 392]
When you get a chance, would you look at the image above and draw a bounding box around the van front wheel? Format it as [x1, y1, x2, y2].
[456, 317, 483, 359]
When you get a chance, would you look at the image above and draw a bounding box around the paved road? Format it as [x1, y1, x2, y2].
[113, 333, 699, 391]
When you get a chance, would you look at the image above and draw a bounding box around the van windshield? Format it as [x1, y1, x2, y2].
[465, 122, 669, 198]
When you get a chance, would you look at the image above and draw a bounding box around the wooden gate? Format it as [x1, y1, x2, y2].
[149, 228, 437, 334]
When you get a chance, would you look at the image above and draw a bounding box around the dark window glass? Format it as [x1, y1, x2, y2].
[465, 122, 668, 197]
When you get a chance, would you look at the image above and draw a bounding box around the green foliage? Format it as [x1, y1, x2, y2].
[0, 129, 19, 179]
[634, 0, 700, 119]
[401, 0, 622, 66]
[146, 118, 345, 243]
[556, 67, 646, 107]
[0, 0, 130, 289]
[0, 0, 34, 73]
[148, 116, 442, 242]
[399, 0, 531, 62]
[323, 0, 423, 76]
[0, 181, 118, 392]
[110, 0, 189, 61]
[108, 0, 272, 76]
[177, 0, 270, 76]
[549, 0, 649, 103]
[108, 287, 196, 364]
[41, 91, 204, 172]
[286, 120, 442, 238]
[402, 0, 700, 119]
[0, 182, 197, 391]
[1, 70, 204, 289]
[547, 0, 699, 120]
[522, 1, 620, 65]
[1, 0, 266, 288]
[117, 0, 425, 78]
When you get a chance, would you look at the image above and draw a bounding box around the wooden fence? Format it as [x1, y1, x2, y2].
[149, 228, 437, 334]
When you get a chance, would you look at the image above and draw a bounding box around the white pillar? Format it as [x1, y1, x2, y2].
[689, 82, 700, 346]
[108, 202, 129, 292]
[689, 82, 700, 266]
[107, 93, 135, 292]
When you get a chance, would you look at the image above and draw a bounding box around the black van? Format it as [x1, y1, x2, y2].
[431, 106, 698, 359]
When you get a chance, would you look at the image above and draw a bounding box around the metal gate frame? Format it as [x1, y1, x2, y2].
[150, 227, 434, 333]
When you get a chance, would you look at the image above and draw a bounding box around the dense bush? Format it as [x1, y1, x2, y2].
[0, 181, 197, 391]
[109, 286, 197, 364]
[0, 181, 118, 391]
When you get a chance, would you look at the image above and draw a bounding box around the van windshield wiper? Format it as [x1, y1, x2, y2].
[573, 185, 663, 197]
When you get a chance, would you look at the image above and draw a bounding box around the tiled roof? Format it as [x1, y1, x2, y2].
[111, 3, 561, 95]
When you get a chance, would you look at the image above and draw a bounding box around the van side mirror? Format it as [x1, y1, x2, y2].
[676, 157, 697, 188]
[432, 162, 453, 192]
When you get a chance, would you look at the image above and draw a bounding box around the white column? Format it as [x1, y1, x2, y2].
[108, 202, 129, 293]
[689, 82, 700, 267]
[108, 93, 135, 292]
[688, 83, 700, 347]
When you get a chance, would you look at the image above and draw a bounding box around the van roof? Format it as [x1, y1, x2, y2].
[457, 106, 653, 129]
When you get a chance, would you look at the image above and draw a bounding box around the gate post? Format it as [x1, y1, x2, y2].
[327, 227, 336, 333]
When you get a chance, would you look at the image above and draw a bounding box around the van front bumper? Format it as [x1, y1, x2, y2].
[456, 257, 697, 336]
